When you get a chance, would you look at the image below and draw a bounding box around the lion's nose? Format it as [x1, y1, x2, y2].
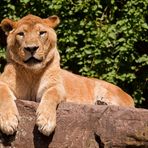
[24, 46, 39, 54]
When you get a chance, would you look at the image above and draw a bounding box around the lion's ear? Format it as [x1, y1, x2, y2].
[44, 15, 60, 28]
[1, 18, 16, 34]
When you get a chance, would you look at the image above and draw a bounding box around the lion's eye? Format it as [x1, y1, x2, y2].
[17, 32, 24, 36]
[39, 31, 47, 36]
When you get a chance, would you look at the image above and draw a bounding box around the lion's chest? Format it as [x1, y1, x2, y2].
[15, 77, 49, 102]
[16, 84, 37, 101]
[15, 78, 40, 101]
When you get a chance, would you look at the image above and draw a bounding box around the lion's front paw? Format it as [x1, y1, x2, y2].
[0, 109, 19, 135]
[36, 108, 56, 136]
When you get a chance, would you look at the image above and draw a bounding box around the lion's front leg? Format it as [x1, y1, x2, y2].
[0, 83, 19, 135]
[36, 85, 65, 136]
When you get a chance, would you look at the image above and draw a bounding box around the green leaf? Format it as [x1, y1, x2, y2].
[142, 23, 148, 29]
[108, 32, 116, 39]
[20, 0, 30, 3]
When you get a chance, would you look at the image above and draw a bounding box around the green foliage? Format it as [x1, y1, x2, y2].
[0, 0, 147, 108]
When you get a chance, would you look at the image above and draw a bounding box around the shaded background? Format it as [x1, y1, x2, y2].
[0, 0, 147, 108]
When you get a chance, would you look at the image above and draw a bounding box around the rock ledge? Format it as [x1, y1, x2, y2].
[0, 100, 148, 148]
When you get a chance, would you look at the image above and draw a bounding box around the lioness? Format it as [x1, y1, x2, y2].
[0, 15, 134, 136]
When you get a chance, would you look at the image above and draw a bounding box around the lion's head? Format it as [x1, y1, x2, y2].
[1, 14, 60, 70]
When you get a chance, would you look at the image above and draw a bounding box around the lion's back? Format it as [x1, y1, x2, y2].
[61, 69, 134, 107]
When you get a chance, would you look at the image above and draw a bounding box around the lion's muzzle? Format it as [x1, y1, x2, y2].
[24, 45, 39, 54]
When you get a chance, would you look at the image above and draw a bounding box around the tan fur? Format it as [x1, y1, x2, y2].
[0, 15, 134, 136]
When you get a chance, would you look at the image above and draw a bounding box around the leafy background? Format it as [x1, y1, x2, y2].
[0, 0, 147, 108]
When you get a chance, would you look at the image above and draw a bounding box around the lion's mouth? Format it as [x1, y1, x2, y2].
[24, 57, 42, 64]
